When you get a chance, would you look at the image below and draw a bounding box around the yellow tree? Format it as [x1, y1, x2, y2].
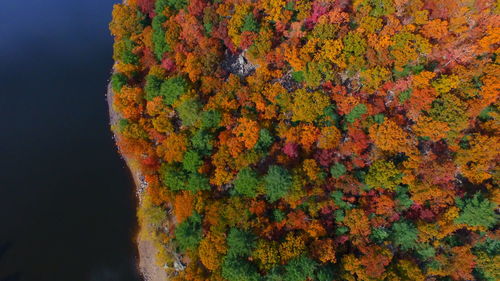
[369, 119, 408, 153]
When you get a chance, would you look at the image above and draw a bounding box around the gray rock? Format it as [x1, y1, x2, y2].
[222, 51, 256, 77]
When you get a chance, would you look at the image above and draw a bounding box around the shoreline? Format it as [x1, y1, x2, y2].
[106, 83, 169, 281]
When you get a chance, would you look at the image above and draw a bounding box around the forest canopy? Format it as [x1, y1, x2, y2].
[110, 0, 499, 280]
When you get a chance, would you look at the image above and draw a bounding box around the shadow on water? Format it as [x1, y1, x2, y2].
[0, 242, 20, 281]
[0, 273, 21, 281]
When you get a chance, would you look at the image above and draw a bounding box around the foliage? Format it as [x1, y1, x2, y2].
[291, 89, 330, 123]
[175, 212, 202, 252]
[152, 13, 169, 60]
[369, 119, 408, 153]
[391, 221, 418, 251]
[254, 128, 274, 152]
[187, 172, 211, 192]
[182, 150, 202, 173]
[284, 255, 317, 281]
[111, 73, 128, 92]
[110, 4, 142, 38]
[330, 163, 346, 179]
[177, 98, 201, 126]
[110, 0, 499, 279]
[264, 165, 292, 203]
[144, 74, 163, 101]
[365, 160, 401, 190]
[226, 228, 256, 257]
[160, 76, 187, 105]
[160, 163, 187, 191]
[345, 104, 367, 124]
[200, 110, 221, 129]
[455, 193, 498, 229]
[166, 0, 187, 11]
[221, 255, 261, 281]
[233, 167, 259, 197]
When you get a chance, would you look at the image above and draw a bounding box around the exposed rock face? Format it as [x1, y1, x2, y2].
[221, 51, 256, 77]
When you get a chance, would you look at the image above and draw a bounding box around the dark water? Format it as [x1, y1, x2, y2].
[0, 1, 142, 281]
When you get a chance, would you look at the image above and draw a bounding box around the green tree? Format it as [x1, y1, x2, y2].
[221, 256, 261, 281]
[371, 227, 389, 244]
[182, 150, 202, 173]
[187, 172, 211, 192]
[227, 228, 256, 257]
[175, 212, 202, 252]
[254, 128, 274, 152]
[113, 38, 139, 65]
[160, 163, 187, 191]
[315, 265, 335, 281]
[345, 104, 367, 123]
[273, 209, 286, 222]
[331, 190, 352, 210]
[265, 267, 285, 281]
[177, 98, 201, 126]
[342, 31, 366, 69]
[191, 129, 214, 155]
[233, 167, 259, 197]
[399, 89, 412, 103]
[395, 185, 413, 211]
[264, 165, 292, 202]
[455, 193, 498, 229]
[143, 204, 167, 228]
[221, 228, 260, 280]
[369, 0, 395, 17]
[330, 163, 346, 178]
[152, 13, 170, 60]
[200, 110, 222, 129]
[303, 62, 324, 88]
[473, 238, 500, 257]
[111, 73, 128, 92]
[415, 244, 436, 260]
[284, 255, 317, 281]
[391, 220, 418, 250]
[292, 71, 305, 83]
[144, 75, 163, 101]
[241, 14, 259, 33]
[167, 0, 187, 10]
[154, 0, 170, 13]
[160, 76, 187, 105]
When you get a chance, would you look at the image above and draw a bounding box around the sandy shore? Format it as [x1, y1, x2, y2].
[107, 83, 169, 281]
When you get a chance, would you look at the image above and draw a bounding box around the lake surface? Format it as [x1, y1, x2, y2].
[0, 1, 142, 280]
